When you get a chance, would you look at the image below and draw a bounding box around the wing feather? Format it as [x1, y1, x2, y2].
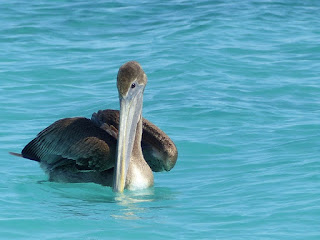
[22, 117, 117, 171]
[22, 110, 177, 173]
[92, 109, 178, 172]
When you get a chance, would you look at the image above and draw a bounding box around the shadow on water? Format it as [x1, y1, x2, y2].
[37, 180, 177, 220]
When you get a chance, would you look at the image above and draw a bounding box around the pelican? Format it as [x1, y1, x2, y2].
[10, 61, 178, 192]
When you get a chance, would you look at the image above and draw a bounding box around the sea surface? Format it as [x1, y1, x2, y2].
[0, 0, 319, 239]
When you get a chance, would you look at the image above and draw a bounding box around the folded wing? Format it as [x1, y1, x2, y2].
[92, 109, 178, 172]
[21, 110, 178, 173]
[22, 117, 117, 172]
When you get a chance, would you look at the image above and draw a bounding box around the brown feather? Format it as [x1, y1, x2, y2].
[22, 117, 117, 172]
[92, 109, 178, 171]
[9, 152, 24, 158]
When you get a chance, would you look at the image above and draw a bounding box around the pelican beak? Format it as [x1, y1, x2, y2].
[113, 87, 144, 192]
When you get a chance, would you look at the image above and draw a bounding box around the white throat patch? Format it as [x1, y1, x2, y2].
[128, 165, 150, 191]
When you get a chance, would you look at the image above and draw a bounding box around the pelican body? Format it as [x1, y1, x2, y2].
[12, 61, 178, 192]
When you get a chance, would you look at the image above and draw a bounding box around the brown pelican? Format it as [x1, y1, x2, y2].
[10, 61, 178, 192]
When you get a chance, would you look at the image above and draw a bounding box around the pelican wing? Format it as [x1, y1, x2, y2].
[92, 109, 178, 172]
[22, 117, 117, 171]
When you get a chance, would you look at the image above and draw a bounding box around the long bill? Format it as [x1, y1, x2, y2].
[113, 91, 143, 192]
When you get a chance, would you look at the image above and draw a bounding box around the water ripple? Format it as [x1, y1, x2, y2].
[1, 0, 320, 239]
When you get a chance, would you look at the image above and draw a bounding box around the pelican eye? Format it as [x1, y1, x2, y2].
[131, 83, 136, 89]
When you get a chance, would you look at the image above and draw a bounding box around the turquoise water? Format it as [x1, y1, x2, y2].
[1, 0, 320, 239]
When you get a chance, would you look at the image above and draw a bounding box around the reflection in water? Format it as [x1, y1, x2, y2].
[37, 180, 177, 220]
[112, 188, 155, 220]
[111, 187, 176, 220]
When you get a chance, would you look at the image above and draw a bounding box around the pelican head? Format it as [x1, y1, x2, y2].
[113, 61, 147, 192]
